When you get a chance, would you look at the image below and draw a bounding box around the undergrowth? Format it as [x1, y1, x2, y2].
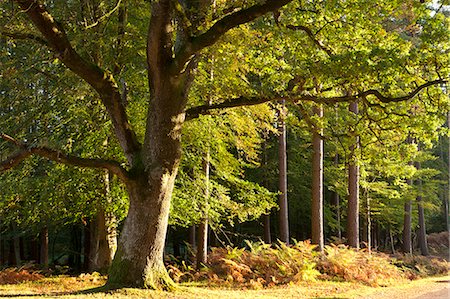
[0, 266, 43, 284]
[167, 240, 449, 289]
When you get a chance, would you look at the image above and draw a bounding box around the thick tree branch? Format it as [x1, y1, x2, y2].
[298, 79, 447, 104]
[285, 24, 333, 56]
[0, 29, 48, 46]
[185, 79, 446, 119]
[172, 0, 293, 72]
[0, 133, 129, 182]
[185, 95, 285, 120]
[14, 0, 140, 165]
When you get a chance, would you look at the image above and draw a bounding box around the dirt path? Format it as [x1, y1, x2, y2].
[414, 287, 450, 299]
[351, 276, 450, 299]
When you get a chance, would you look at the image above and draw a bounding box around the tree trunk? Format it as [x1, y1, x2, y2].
[278, 100, 289, 244]
[447, 111, 450, 232]
[188, 226, 196, 250]
[39, 226, 49, 268]
[311, 104, 324, 251]
[263, 215, 272, 244]
[331, 155, 342, 240]
[415, 160, 429, 256]
[363, 188, 371, 252]
[403, 199, 412, 254]
[403, 138, 414, 254]
[12, 225, 21, 266]
[197, 148, 210, 268]
[108, 177, 177, 289]
[89, 171, 117, 273]
[89, 208, 116, 273]
[108, 67, 187, 289]
[196, 219, 208, 268]
[261, 140, 272, 244]
[347, 101, 360, 249]
[402, 163, 413, 254]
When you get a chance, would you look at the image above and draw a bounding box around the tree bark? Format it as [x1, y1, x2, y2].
[39, 226, 49, 268]
[107, 176, 177, 289]
[415, 159, 429, 256]
[311, 104, 324, 251]
[12, 224, 21, 266]
[278, 100, 289, 244]
[263, 215, 272, 244]
[447, 111, 450, 232]
[197, 150, 210, 269]
[188, 226, 196, 250]
[89, 171, 117, 273]
[403, 163, 413, 254]
[403, 199, 412, 254]
[196, 219, 208, 268]
[331, 155, 342, 240]
[347, 101, 360, 249]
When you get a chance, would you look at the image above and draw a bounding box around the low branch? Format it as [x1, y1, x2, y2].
[0, 133, 129, 182]
[14, 0, 140, 165]
[185, 79, 446, 119]
[0, 30, 48, 46]
[172, 0, 293, 72]
[185, 95, 285, 120]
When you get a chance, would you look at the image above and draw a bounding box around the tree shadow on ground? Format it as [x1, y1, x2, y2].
[0, 284, 120, 297]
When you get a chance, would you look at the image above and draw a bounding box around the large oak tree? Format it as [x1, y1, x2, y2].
[1, 0, 447, 289]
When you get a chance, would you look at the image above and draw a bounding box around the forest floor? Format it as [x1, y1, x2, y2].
[0, 273, 448, 299]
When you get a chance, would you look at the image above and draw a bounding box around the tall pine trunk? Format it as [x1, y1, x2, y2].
[415, 159, 429, 256]
[39, 226, 49, 268]
[347, 101, 360, 249]
[311, 104, 324, 251]
[447, 111, 450, 232]
[197, 151, 210, 269]
[403, 161, 413, 254]
[278, 100, 289, 244]
[331, 155, 341, 240]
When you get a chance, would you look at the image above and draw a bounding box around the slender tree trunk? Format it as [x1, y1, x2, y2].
[347, 101, 360, 249]
[197, 151, 210, 269]
[362, 188, 371, 252]
[447, 111, 450, 232]
[12, 224, 21, 266]
[331, 155, 342, 240]
[261, 140, 272, 244]
[188, 226, 196, 250]
[403, 200, 412, 254]
[263, 215, 272, 244]
[403, 162, 413, 254]
[39, 226, 49, 268]
[415, 159, 429, 256]
[311, 104, 324, 251]
[278, 100, 289, 244]
[89, 171, 117, 273]
[389, 226, 396, 254]
[197, 220, 208, 268]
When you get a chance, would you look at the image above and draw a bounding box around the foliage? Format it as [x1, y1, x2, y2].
[393, 254, 449, 279]
[318, 244, 405, 286]
[0, 266, 43, 284]
[169, 240, 320, 288]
